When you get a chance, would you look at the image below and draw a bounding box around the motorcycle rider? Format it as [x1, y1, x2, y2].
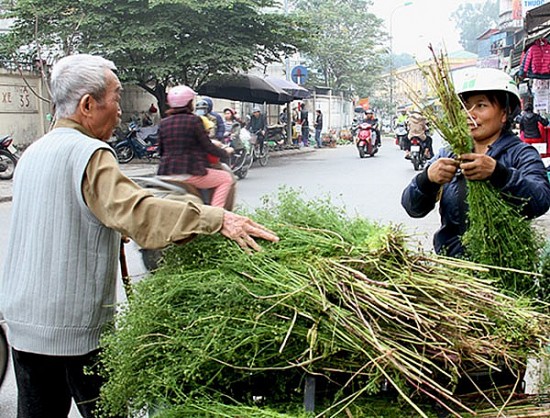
[364, 109, 381, 147]
[407, 109, 433, 159]
[158, 85, 234, 208]
[196, 97, 225, 141]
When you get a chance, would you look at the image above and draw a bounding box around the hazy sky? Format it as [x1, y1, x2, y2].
[371, 0, 484, 59]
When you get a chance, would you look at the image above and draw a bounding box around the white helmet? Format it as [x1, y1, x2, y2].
[454, 67, 520, 116]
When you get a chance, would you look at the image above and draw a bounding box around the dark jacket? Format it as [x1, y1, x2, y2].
[315, 113, 323, 130]
[519, 111, 549, 139]
[248, 114, 267, 135]
[202, 97, 225, 140]
[157, 109, 228, 176]
[401, 132, 550, 257]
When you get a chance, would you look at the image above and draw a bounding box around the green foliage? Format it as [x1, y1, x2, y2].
[291, 0, 385, 97]
[0, 0, 309, 112]
[450, 0, 499, 54]
[99, 189, 549, 418]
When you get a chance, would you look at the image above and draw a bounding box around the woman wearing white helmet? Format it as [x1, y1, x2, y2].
[157, 85, 234, 208]
[402, 67, 550, 257]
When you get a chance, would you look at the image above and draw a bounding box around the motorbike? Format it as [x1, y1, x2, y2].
[409, 136, 427, 171]
[129, 172, 235, 271]
[265, 125, 286, 151]
[394, 123, 408, 150]
[113, 122, 159, 164]
[225, 124, 253, 180]
[0, 135, 18, 180]
[355, 122, 378, 158]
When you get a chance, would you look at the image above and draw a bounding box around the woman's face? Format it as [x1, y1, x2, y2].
[463, 93, 506, 146]
[224, 110, 233, 121]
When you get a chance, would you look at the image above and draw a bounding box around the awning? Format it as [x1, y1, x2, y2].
[525, 2, 550, 36]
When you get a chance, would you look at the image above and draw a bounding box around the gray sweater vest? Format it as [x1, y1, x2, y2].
[1, 128, 120, 355]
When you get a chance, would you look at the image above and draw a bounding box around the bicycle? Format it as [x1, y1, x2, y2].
[250, 133, 269, 167]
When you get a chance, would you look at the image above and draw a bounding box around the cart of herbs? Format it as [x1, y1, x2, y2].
[98, 51, 550, 418]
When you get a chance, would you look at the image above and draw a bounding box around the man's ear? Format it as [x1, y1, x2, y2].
[78, 94, 93, 115]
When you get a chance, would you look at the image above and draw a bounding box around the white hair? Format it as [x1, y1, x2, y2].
[49, 54, 117, 119]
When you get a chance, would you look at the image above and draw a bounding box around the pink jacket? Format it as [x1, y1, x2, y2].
[522, 38, 550, 76]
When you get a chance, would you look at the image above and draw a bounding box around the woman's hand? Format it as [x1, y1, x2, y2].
[459, 153, 496, 181]
[427, 158, 459, 185]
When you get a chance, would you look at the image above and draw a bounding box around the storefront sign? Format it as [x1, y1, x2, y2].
[522, 0, 550, 16]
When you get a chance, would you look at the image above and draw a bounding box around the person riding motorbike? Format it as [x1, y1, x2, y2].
[157, 85, 234, 208]
[364, 109, 381, 147]
[407, 110, 432, 159]
[196, 97, 225, 141]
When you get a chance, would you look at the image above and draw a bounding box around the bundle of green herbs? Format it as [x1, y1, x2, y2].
[415, 46, 543, 296]
[98, 189, 549, 418]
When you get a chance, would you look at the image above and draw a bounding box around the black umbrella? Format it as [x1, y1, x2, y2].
[197, 74, 293, 104]
[264, 75, 310, 100]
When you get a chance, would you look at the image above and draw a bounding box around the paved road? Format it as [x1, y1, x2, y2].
[0, 135, 548, 415]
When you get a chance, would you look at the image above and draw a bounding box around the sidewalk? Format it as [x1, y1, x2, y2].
[0, 146, 316, 204]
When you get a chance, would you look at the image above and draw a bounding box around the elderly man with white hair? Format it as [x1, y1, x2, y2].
[1, 54, 278, 418]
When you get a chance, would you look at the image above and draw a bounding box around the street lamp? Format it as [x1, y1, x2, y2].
[389, 1, 413, 114]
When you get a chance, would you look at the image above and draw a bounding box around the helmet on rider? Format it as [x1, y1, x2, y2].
[455, 67, 521, 119]
[252, 105, 262, 114]
[195, 99, 210, 116]
[167, 85, 196, 108]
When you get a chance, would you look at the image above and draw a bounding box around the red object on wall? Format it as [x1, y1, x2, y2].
[523, 124, 550, 158]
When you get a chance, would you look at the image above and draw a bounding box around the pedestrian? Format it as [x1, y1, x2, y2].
[300, 102, 310, 147]
[0, 54, 278, 418]
[157, 85, 235, 208]
[401, 67, 550, 257]
[314, 109, 323, 148]
[148, 102, 160, 125]
[518, 102, 549, 143]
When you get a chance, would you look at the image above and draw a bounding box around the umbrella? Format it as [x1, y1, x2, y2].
[197, 74, 293, 104]
[264, 75, 310, 99]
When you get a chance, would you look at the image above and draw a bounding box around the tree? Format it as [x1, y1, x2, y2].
[0, 0, 309, 113]
[451, 0, 499, 54]
[292, 0, 386, 99]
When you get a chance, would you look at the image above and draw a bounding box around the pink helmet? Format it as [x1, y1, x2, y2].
[167, 85, 196, 108]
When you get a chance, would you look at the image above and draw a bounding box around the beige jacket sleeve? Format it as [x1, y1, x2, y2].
[82, 149, 224, 249]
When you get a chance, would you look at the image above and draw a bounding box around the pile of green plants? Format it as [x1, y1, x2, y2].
[98, 189, 549, 418]
[416, 46, 543, 297]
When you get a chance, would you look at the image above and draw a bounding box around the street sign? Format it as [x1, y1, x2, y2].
[291, 65, 308, 85]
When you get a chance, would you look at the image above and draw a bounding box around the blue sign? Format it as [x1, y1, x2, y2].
[291, 65, 308, 85]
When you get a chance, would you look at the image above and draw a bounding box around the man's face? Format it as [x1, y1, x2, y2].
[253, 111, 260, 118]
[87, 70, 122, 141]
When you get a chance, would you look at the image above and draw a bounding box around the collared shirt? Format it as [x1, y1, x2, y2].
[55, 119, 224, 249]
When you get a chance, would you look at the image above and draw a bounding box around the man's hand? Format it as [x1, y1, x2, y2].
[427, 158, 459, 185]
[459, 153, 496, 181]
[220, 211, 279, 252]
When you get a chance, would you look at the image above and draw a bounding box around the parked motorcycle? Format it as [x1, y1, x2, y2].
[266, 124, 286, 151]
[355, 122, 378, 158]
[0, 135, 19, 180]
[394, 123, 408, 150]
[113, 122, 159, 164]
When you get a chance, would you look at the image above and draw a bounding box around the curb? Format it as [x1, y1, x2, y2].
[0, 148, 317, 205]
